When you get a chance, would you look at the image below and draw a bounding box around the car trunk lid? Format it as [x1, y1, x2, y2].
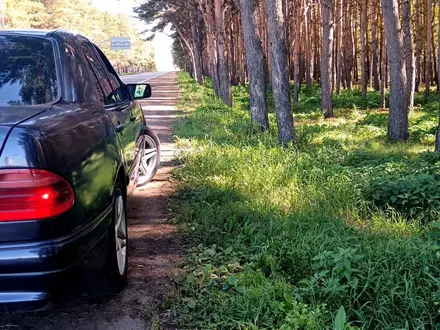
[0, 106, 50, 155]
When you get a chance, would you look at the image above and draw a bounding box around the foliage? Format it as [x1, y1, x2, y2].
[367, 170, 440, 220]
[1, 0, 156, 70]
[135, 0, 195, 71]
[170, 73, 440, 329]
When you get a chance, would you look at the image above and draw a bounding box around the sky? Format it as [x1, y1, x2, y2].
[92, 0, 174, 71]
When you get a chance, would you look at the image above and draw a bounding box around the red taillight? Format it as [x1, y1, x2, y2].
[0, 169, 75, 222]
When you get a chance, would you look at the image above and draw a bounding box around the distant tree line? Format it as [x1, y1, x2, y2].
[1, 0, 156, 71]
[136, 0, 440, 148]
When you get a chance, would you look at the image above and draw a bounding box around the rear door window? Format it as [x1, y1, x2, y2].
[81, 42, 116, 105]
[0, 35, 59, 106]
[93, 45, 129, 104]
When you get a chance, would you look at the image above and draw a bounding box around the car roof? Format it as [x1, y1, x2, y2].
[0, 29, 81, 38]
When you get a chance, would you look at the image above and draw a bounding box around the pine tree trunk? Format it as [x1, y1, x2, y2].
[293, 0, 303, 103]
[435, 0, 440, 151]
[214, 0, 232, 106]
[432, 31, 438, 86]
[286, 0, 293, 79]
[381, 29, 387, 109]
[202, 0, 220, 94]
[239, 21, 247, 86]
[402, 0, 415, 109]
[230, 10, 239, 86]
[381, 0, 409, 141]
[177, 29, 198, 83]
[265, 0, 295, 144]
[360, 0, 368, 98]
[425, 0, 433, 96]
[415, 0, 422, 91]
[371, 2, 380, 91]
[336, 0, 343, 94]
[191, 11, 205, 85]
[259, 2, 270, 86]
[313, 4, 320, 81]
[305, 2, 313, 87]
[239, 0, 270, 130]
[289, 1, 295, 79]
[343, 0, 354, 89]
[321, 0, 334, 118]
[234, 14, 242, 85]
[353, 6, 359, 83]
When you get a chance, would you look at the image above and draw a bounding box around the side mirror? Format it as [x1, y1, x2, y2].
[127, 83, 152, 99]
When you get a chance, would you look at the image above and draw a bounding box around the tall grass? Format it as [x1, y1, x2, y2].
[170, 73, 440, 329]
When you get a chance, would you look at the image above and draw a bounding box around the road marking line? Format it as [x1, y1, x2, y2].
[141, 72, 169, 83]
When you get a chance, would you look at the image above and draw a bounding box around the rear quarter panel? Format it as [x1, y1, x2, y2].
[0, 104, 123, 238]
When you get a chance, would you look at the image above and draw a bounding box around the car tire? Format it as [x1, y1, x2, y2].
[137, 126, 161, 188]
[102, 180, 128, 293]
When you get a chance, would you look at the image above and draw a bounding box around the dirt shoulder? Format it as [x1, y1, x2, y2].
[0, 72, 182, 330]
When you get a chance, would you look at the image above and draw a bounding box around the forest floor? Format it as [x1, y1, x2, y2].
[168, 73, 440, 329]
[0, 72, 183, 330]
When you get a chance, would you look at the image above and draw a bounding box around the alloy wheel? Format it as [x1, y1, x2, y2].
[114, 193, 127, 276]
[137, 135, 158, 187]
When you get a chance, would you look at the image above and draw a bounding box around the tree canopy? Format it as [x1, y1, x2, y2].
[1, 0, 156, 71]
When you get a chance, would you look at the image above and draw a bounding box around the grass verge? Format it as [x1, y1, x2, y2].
[170, 73, 440, 329]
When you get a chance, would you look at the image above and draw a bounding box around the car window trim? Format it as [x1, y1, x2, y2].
[81, 41, 114, 105]
[91, 45, 131, 104]
[81, 43, 107, 105]
[93, 46, 126, 88]
[0, 34, 62, 108]
[104, 99, 132, 111]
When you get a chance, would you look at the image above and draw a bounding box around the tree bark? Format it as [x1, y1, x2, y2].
[230, 9, 239, 86]
[239, 0, 270, 130]
[343, 0, 354, 89]
[191, 10, 205, 85]
[200, 0, 220, 94]
[381, 28, 387, 109]
[371, 1, 380, 91]
[313, 4, 321, 81]
[425, 0, 433, 96]
[264, 0, 295, 144]
[381, 0, 409, 141]
[432, 26, 438, 87]
[435, 0, 440, 151]
[415, 0, 421, 91]
[336, 0, 343, 94]
[360, 0, 368, 98]
[321, 0, 334, 117]
[214, 0, 232, 106]
[293, 0, 303, 103]
[239, 20, 247, 86]
[353, 5, 359, 82]
[402, 0, 415, 109]
[305, 1, 313, 87]
[176, 28, 198, 82]
[235, 14, 242, 85]
[259, 2, 270, 86]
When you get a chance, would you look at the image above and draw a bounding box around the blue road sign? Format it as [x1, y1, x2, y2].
[111, 37, 131, 50]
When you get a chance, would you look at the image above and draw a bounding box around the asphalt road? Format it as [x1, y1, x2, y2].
[120, 71, 168, 84]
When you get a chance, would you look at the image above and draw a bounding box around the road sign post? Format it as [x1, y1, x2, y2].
[110, 37, 131, 51]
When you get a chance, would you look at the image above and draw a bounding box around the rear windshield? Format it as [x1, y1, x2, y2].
[0, 35, 59, 106]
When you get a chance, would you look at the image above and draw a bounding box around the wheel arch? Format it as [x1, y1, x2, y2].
[114, 165, 128, 199]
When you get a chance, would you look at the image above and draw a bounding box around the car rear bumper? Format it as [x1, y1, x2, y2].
[0, 206, 113, 312]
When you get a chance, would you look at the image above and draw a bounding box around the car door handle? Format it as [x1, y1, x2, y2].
[130, 115, 137, 122]
[116, 124, 125, 133]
